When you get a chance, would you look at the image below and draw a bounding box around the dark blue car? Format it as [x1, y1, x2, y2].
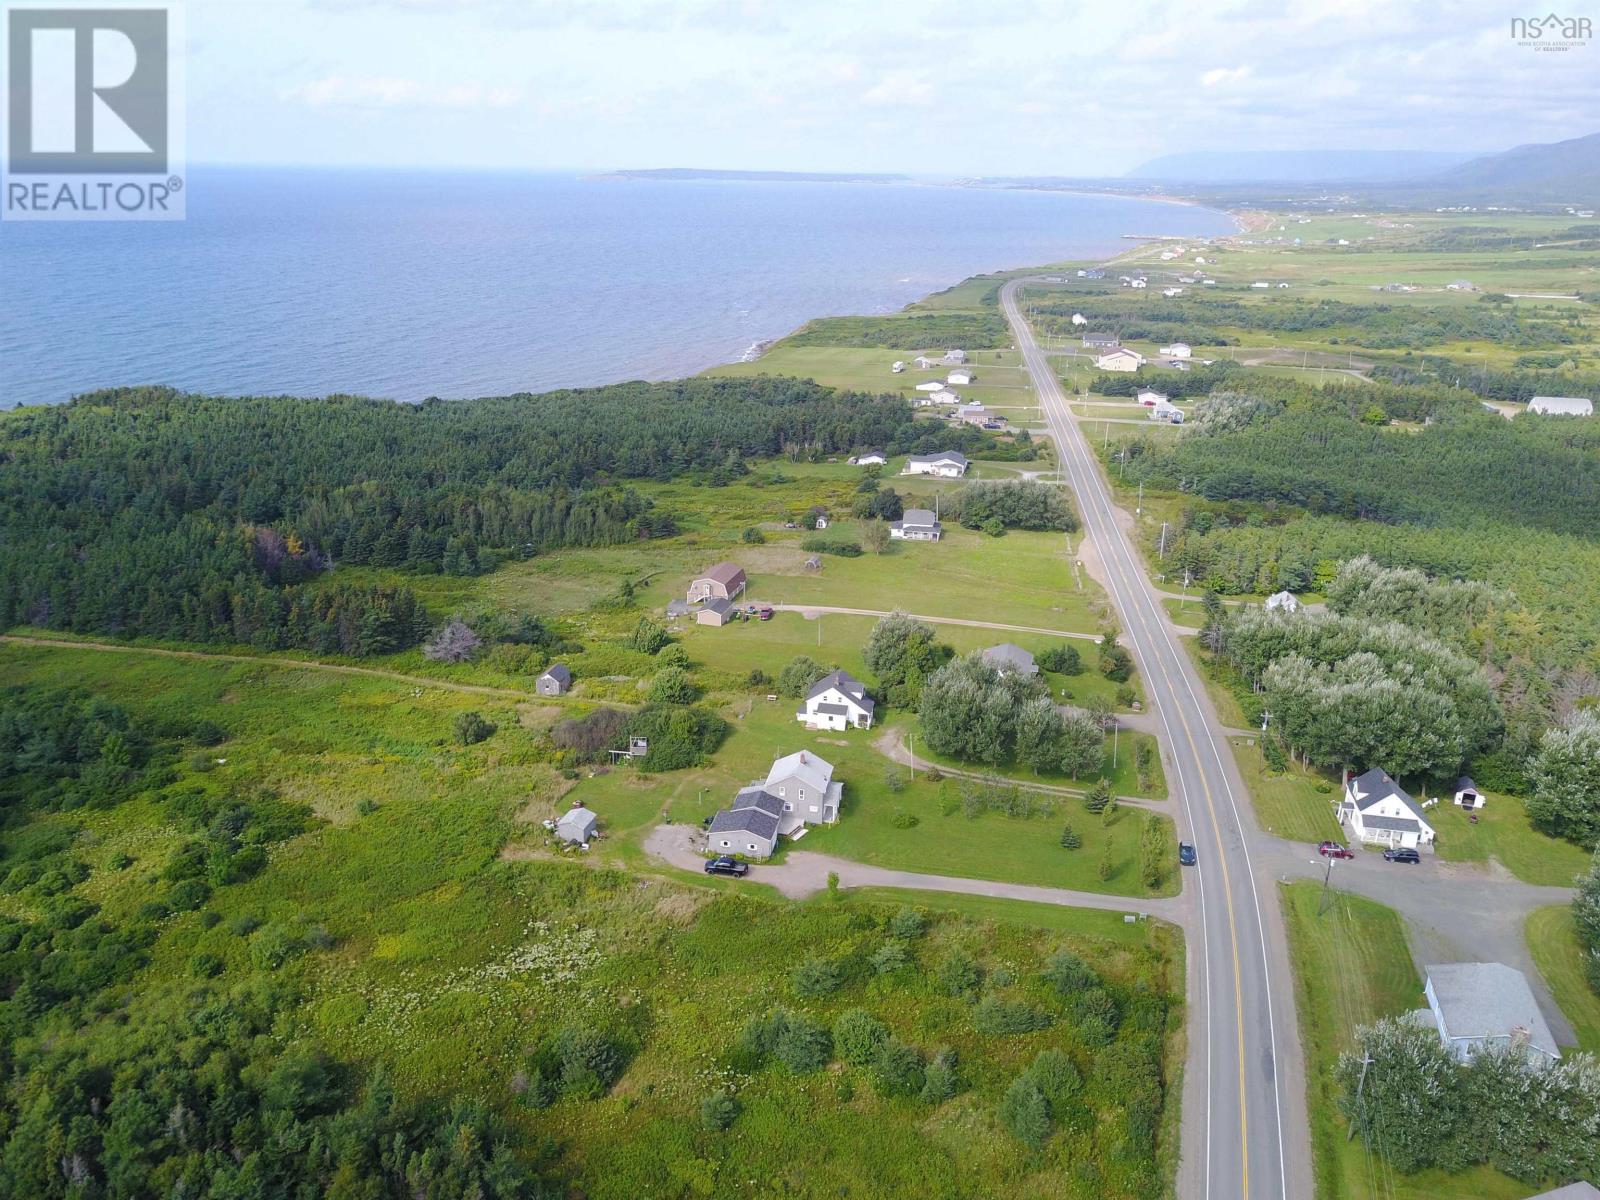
[1178, 842, 1197, 866]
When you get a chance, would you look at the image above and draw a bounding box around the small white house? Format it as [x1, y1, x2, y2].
[1129, 278, 1148, 289]
[1160, 342, 1193, 359]
[1264, 590, 1299, 613]
[944, 348, 967, 364]
[1453, 776, 1484, 810]
[915, 380, 946, 392]
[1149, 400, 1183, 424]
[1339, 768, 1436, 850]
[1528, 395, 1594, 417]
[814, 515, 829, 530]
[904, 452, 968, 478]
[889, 508, 942, 541]
[930, 388, 960, 405]
[555, 803, 598, 845]
[852, 450, 887, 467]
[1162, 287, 1184, 297]
[947, 369, 974, 386]
[1251, 280, 1271, 289]
[1137, 388, 1168, 407]
[956, 404, 988, 425]
[1094, 347, 1145, 373]
[796, 669, 875, 731]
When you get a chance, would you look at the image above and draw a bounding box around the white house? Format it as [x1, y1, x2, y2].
[1338, 768, 1436, 850]
[947, 369, 974, 386]
[1419, 963, 1559, 1065]
[956, 404, 988, 425]
[1446, 279, 1478, 292]
[852, 450, 887, 467]
[796, 669, 875, 731]
[555, 803, 598, 846]
[914, 356, 939, 369]
[914, 380, 946, 392]
[904, 451, 968, 478]
[1094, 347, 1145, 373]
[1129, 278, 1148, 289]
[1528, 395, 1594, 416]
[1161, 287, 1184, 297]
[944, 348, 967, 364]
[1264, 590, 1300, 613]
[1251, 280, 1271, 289]
[889, 508, 942, 541]
[1137, 388, 1168, 407]
[930, 388, 960, 405]
[1160, 342, 1192, 358]
[1149, 400, 1183, 424]
[1453, 776, 1484, 810]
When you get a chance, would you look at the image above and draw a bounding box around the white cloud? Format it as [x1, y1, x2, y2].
[1199, 65, 1253, 86]
[283, 75, 521, 109]
[861, 70, 934, 107]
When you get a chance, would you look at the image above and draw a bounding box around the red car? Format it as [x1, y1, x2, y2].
[757, 606, 774, 621]
[1318, 841, 1355, 860]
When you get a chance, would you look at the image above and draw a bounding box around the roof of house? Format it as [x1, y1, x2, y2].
[703, 597, 733, 615]
[981, 643, 1037, 673]
[900, 508, 939, 527]
[1425, 962, 1560, 1060]
[1347, 768, 1427, 822]
[1529, 395, 1594, 415]
[807, 669, 872, 709]
[708, 806, 780, 841]
[729, 786, 784, 818]
[541, 663, 572, 684]
[697, 561, 746, 588]
[1524, 1184, 1600, 1200]
[1097, 346, 1142, 359]
[857, 449, 886, 459]
[555, 805, 597, 837]
[1362, 814, 1422, 833]
[767, 749, 834, 794]
[1083, 332, 1117, 343]
[908, 451, 968, 466]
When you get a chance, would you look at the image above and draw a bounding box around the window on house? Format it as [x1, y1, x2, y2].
[798, 789, 805, 802]
[784, 802, 793, 812]
[778, 786, 785, 796]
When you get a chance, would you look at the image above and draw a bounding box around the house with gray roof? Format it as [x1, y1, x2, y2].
[554, 803, 598, 845]
[1454, 776, 1483, 810]
[904, 451, 968, 478]
[889, 508, 942, 542]
[706, 750, 844, 858]
[796, 669, 875, 731]
[537, 663, 572, 696]
[1082, 332, 1118, 348]
[707, 787, 783, 859]
[697, 597, 734, 626]
[1338, 767, 1435, 850]
[1420, 962, 1560, 1065]
[1522, 1184, 1600, 1199]
[981, 643, 1038, 677]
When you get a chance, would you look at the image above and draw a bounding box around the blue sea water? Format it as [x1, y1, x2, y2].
[0, 168, 1233, 407]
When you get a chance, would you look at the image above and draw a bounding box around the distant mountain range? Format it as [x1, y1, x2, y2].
[1124, 149, 1475, 183]
[1403, 131, 1600, 203]
[602, 168, 909, 184]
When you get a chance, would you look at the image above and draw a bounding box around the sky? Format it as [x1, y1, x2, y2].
[185, 0, 1600, 174]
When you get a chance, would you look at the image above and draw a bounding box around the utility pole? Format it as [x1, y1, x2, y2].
[1159, 521, 1169, 558]
[908, 732, 915, 779]
[1317, 852, 1337, 916]
[1347, 1052, 1375, 1142]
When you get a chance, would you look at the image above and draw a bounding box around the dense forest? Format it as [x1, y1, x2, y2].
[0, 379, 920, 653]
[784, 312, 1011, 350]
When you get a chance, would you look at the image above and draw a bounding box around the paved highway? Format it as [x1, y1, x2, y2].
[1000, 280, 1312, 1199]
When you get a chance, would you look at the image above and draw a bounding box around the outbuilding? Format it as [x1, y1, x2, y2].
[1528, 395, 1594, 417]
[537, 663, 572, 696]
[555, 803, 598, 845]
[697, 597, 734, 626]
[1453, 777, 1484, 809]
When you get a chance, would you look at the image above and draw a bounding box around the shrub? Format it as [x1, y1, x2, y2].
[777, 655, 830, 698]
[937, 950, 982, 997]
[250, 923, 302, 970]
[452, 711, 496, 746]
[773, 1014, 833, 1074]
[188, 952, 224, 978]
[973, 996, 1052, 1035]
[870, 941, 910, 975]
[1042, 950, 1098, 997]
[657, 644, 690, 670]
[1098, 634, 1133, 682]
[884, 769, 905, 794]
[742, 526, 766, 544]
[1024, 1048, 1082, 1112]
[1039, 644, 1083, 675]
[628, 617, 670, 655]
[800, 536, 862, 558]
[870, 1039, 925, 1098]
[919, 1050, 959, 1105]
[700, 1090, 741, 1131]
[891, 811, 918, 830]
[999, 1077, 1051, 1148]
[1059, 823, 1081, 850]
[648, 666, 698, 705]
[167, 878, 211, 912]
[1083, 779, 1111, 813]
[791, 956, 842, 997]
[554, 1025, 623, 1098]
[1097, 841, 1114, 881]
[888, 907, 927, 939]
[355, 797, 377, 816]
[835, 1009, 889, 1066]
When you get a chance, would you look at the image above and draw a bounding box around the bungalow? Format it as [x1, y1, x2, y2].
[1528, 395, 1594, 417]
[1251, 280, 1271, 289]
[1445, 279, 1477, 292]
[1094, 347, 1145, 373]
[1159, 342, 1192, 358]
[889, 508, 942, 541]
[1137, 388, 1168, 407]
[944, 348, 968, 364]
[956, 404, 989, 426]
[1454, 776, 1484, 810]
[555, 803, 598, 846]
[930, 388, 960, 405]
[696, 597, 734, 626]
[1082, 268, 1107, 280]
[1161, 287, 1184, 297]
[1149, 400, 1183, 424]
[914, 356, 939, 370]
[797, 669, 875, 731]
[688, 561, 747, 603]
[981, 643, 1037, 677]
[1419, 962, 1559, 1066]
[904, 451, 968, 478]
[947, 369, 974, 385]
[1264, 590, 1299, 613]
[537, 663, 572, 696]
[852, 450, 887, 467]
[1082, 332, 1118, 348]
[914, 380, 946, 392]
[1338, 768, 1436, 850]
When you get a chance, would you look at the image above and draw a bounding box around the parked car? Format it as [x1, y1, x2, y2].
[1318, 841, 1355, 859]
[1382, 847, 1421, 864]
[1178, 841, 1197, 866]
[744, 605, 758, 616]
[757, 606, 774, 621]
[703, 855, 749, 877]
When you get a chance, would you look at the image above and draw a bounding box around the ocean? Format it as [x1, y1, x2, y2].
[0, 168, 1233, 407]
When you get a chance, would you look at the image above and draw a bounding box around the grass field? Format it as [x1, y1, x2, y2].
[1232, 739, 1343, 844]
[1526, 905, 1600, 1054]
[1280, 882, 1529, 1200]
[1429, 798, 1595, 887]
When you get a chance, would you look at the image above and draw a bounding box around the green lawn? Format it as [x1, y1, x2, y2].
[1231, 739, 1343, 843]
[1280, 882, 1528, 1200]
[1527, 906, 1600, 1054]
[1429, 798, 1595, 887]
[842, 888, 1171, 942]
